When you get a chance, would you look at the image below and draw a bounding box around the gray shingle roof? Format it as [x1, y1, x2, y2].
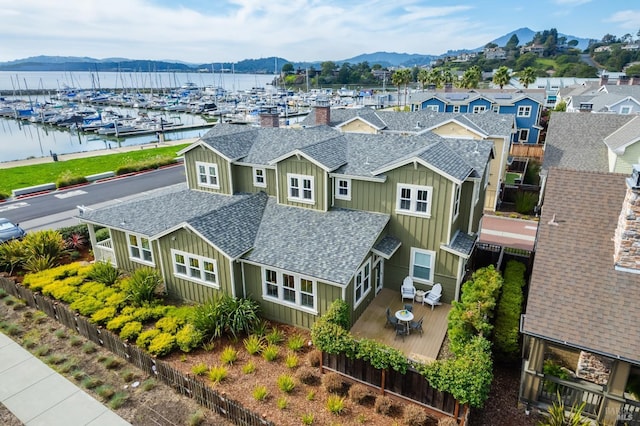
[603, 115, 640, 153]
[80, 184, 247, 237]
[297, 136, 347, 171]
[416, 141, 474, 182]
[543, 112, 635, 172]
[198, 125, 259, 160]
[445, 230, 476, 256]
[522, 168, 640, 364]
[245, 199, 390, 285]
[373, 235, 402, 258]
[188, 192, 268, 259]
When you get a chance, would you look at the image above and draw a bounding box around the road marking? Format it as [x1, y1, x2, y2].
[0, 201, 30, 212]
[54, 189, 87, 199]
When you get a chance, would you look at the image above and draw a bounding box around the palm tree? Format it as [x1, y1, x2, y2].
[441, 68, 455, 88]
[392, 69, 412, 109]
[518, 67, 536, 88]
[427, 68, 442, 88]
[493, 66, 511, 89]
[460, 66, 481, 89]
[417, 68, 430, 91]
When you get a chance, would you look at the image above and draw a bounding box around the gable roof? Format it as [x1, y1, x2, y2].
[522, 168, 640, 365]
[244, 198, 390, 285]
[603, 115, 640, 154]
[79, 184, 247, 237]
[542, 112, 635, 172]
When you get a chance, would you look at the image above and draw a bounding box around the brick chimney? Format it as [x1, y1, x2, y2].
[260, 107, 279, 128]
[599, 74, 609, 86]
[613, 164, 640, 273]
[444, 83, 453, 92]
[315, 97, 331, 126]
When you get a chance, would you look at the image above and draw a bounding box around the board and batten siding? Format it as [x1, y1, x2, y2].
[334, 163, 462, 303]
[242, 263, 343, 329]
[277, 156, 327, 211]
[157, 228, 233, 303]
[232, 164, 277, 196]
[183, 147, 232, 195]
[111, 229, 160, 273]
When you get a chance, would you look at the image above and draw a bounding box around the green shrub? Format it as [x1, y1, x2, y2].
[493, 260, 526, 359]
[141, 378, 156, 391]
[220, 345, 238, 365]
[306, 390, 315, 401]
[123, 267, 163, 306]
[286, 334, 305, 352]
[90, 307, 117, 325]
[147, 332, 175, 356]
[208, 365, 228, 383]
[96, 384, 116, 400]
[175, 324, 203, 353]
[243, 334, 265, 355]
[188, 410, 205, 426]
[94, 227, 110, 242]
[262, 344, 279, 362]
[69, 295, 103, 316]
[81, 342, 97, 354]
[252, 385, 268, 401]
[276, 396, 288, 410]
[242, 361, 255, 374]
[58, 224, 90, 244]
[88, 261, 120, 286]
[0, 239, 27, 274]
[23, 254, 58, 273]
[543, 359, 571, 393]
[22, 230, 66, 265]
[82, 376, 103, 390]
[102, 357, 123, 370]
[55, 171, 88, 189]
[136, 328, 161, 349]
[106, 314, 135, 332]
[119, 321, 143, 341]
[326, 394, 346, 416]
[285, 352, 299, 369]
[155, 316, 182, 334]
[108, 392, 128, 409]
[277, 374, 296, 393]
[301, 413, 314, 425]
[193, 294, 260, 341]
[265, 327, 284, 345]
[514, 191, 538, 214]
[191, 363, 208, 376]
[322, 299, 350, 329]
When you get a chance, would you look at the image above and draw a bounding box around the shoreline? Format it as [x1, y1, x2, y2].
[0, 138, 198, 170]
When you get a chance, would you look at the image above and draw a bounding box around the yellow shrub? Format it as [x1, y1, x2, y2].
[147, 332, 176, 357]
[91, 307, 117, 325]
[106, 314, 135, 332]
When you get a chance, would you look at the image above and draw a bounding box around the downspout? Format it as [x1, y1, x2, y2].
[229, 258, 236, 298]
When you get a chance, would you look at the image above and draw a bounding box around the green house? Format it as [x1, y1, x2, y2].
[81, 120, 492, 328]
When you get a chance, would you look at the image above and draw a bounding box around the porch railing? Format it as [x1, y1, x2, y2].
[538, 375, 603, 419]
[618, 398, 640, 426]
[93, 238, 116, 266]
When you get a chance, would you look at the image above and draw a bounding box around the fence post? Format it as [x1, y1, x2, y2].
[380, 369, 386, 395]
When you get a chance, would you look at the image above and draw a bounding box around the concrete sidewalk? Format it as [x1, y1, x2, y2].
[0, 332, 130, 426]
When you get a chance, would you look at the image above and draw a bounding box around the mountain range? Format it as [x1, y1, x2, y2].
[0, 27, 594, 73]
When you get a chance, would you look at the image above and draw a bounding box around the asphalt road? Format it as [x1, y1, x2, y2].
[0, 164, 185, 231]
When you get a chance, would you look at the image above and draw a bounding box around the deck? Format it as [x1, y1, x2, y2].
[350, 288, 451, 363]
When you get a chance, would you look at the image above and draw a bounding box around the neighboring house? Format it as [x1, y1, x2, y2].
[80, 117, 492, 329]
[519, 167, 640, 425]
[408, 90, 544, 145]
[484, 47, 506, 60]
[299, 109, 514, 212]
[520, 44, 545, 57]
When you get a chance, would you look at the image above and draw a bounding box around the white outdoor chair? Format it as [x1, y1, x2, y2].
[401, 276, 416, 302]
[422, 283, 442, 310]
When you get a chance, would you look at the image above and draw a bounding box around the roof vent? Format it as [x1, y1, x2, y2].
[415, 121, 421, 129]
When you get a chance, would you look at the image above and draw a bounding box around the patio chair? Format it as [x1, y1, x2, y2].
[385, 307, 398, 328]
[409, 316, 424, 336]
[422, 283, 442, 310]
[401, 276, 416, 302]
[394, 322, 408, 340]
[403, 303, 413, 313]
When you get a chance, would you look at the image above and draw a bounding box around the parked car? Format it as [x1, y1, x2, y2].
[0, 218, 26, 243]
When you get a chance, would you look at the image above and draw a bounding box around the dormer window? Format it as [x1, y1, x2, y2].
[288, 173, 314, 204]
[335, 178, 351, 200]
[195, 161, 219, 189]
[253, 167, 266, 188]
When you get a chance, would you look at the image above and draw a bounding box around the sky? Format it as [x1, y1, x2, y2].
[0, 0, 639, 64]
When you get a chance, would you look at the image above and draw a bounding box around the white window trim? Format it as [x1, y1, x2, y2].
[127, 233, 155, 266]
[195, 161, 220, 189]
[395, 183, 433, 218]
[473, 180, 481, 205]
[287, 173, 315, 204]
[253, 167, 267, 188]
[335, 178, 351, 201]
[452, 105, 460, 113]
[410, 247, 435, 284]
[620, 106, 632, 114]
[472, 105, 486, 113]
[353, 257, 372, 309]
[519, 129, 529, 142]
[261, 267, 317, 314]
[426, 105, 439, 111]
[171, 249, 219, 288]
[453, 184, 461, 220]
[517, 105, 532, 117]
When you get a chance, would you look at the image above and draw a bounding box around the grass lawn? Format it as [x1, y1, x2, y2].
[505, 172, 522, 185]
[0, 143, 190, 196]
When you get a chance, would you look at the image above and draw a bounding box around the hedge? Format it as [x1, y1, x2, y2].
[493, 260, 526, 359]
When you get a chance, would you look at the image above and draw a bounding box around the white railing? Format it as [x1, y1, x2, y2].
[93, 238, 116, 266]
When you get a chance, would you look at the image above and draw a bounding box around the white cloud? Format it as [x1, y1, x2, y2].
[606, 10, 640, 31]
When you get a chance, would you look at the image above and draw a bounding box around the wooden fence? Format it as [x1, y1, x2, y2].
[0, 277, 275, 426]
[509, 143, 545, 162]
[321, 352, 467, 424]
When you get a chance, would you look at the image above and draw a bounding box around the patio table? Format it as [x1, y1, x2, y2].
[395, 309, 414, 334]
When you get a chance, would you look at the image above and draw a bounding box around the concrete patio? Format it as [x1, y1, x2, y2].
[350, 288, 451, 363]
